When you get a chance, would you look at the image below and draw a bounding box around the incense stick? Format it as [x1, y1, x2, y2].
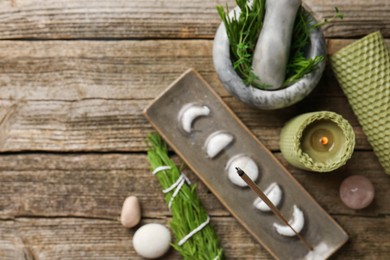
[236, 167, 313, 251]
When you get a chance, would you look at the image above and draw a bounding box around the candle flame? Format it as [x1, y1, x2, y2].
[320, 137, 329, 145]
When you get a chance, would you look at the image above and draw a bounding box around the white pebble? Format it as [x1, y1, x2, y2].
[120, 196, 141, 228]
[253, 182, 282, 212]
[133, 223, 171, 259]
[204, 131, 234, 158]
[273, 205, 305, 237]
[304, 242, 331, 260]
[226, 155, 259, 187]
[179, 104, 210, 133]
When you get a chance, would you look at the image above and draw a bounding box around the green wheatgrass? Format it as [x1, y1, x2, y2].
[147, 133, 223, 260]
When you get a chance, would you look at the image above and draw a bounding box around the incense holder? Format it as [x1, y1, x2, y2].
[213, 9, 326, 109]
[144, 69, 348, 259]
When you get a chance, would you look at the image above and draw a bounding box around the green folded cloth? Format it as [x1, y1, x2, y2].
[330, 31, 390, 175]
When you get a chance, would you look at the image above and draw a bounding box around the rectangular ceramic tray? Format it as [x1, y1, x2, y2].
[144, 69, 348, 259]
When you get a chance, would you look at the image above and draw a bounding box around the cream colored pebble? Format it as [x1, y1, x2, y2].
[120, 196, 141, 228]
[133, 223, 171, 259]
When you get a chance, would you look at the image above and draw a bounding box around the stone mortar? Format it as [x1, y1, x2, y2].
[213, 12, 326, 110]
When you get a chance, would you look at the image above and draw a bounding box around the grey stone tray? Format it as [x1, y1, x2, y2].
[144, 69, 348, 259]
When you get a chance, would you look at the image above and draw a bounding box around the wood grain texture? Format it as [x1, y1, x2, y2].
[0, 97, 372, 152]
[304, 0, 390, 38]
[0, 215, 389, 259]
[0, 0, 388, 39]
[0, 2, 389, 257]
[0, 39, 387, 101]
[0, 152, 387, 221]
[0, 39, 388, 152]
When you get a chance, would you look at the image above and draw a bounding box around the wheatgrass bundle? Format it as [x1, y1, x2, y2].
[147, 133, 223, 259]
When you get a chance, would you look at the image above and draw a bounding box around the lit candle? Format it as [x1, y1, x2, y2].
[300, 119, 345, 163]
[280, 112, 355, 172]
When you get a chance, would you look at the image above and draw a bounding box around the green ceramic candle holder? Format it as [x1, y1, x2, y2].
[330, 31, 390, 175]
[280, 111, 355, 172]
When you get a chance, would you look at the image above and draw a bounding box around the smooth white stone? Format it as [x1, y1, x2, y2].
[226, 155, 259, 187]
[204, 131, 234, 158]
[120, 196, 141, 228]
[273, 205, 305, 237]
[253, 182, 282, 211]
[133, 223, 171, 259]
[304, 242, 331, 260]
[179, 104, 210, 133]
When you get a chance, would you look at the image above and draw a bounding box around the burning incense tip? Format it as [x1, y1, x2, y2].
[235, 167, 245, 176]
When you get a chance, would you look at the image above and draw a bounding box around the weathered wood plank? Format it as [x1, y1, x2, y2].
[0, 97, 371, 152]
[0, 217, 270, 259]
[1, 215, 389, 259]
[0, 1, 387, 259]
[333, 215, 390, 260]
[0, 40, 224, 100]
[0, 40, 388, 101]
[0, 0, 388, 39]
[0, 152, 387, 221]
[1, 39, 388, 152]
[305, 0, 390, 38]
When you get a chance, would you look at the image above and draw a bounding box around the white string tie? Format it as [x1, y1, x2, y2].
[166, 173, 191, 208]
[153, 166, 191, 209]
[153, 166, 215, 255]
[178, 216, 210, 246]
[152, 165, 171, 175]
[163, 174, 190, 193]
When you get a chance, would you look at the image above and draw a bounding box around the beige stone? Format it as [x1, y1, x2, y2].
[120, 196, 141, 228]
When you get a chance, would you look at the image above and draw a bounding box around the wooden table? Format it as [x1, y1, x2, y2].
[0, 0, 389, 259]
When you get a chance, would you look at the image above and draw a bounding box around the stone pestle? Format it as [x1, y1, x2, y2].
[252, 0, 301, 90]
